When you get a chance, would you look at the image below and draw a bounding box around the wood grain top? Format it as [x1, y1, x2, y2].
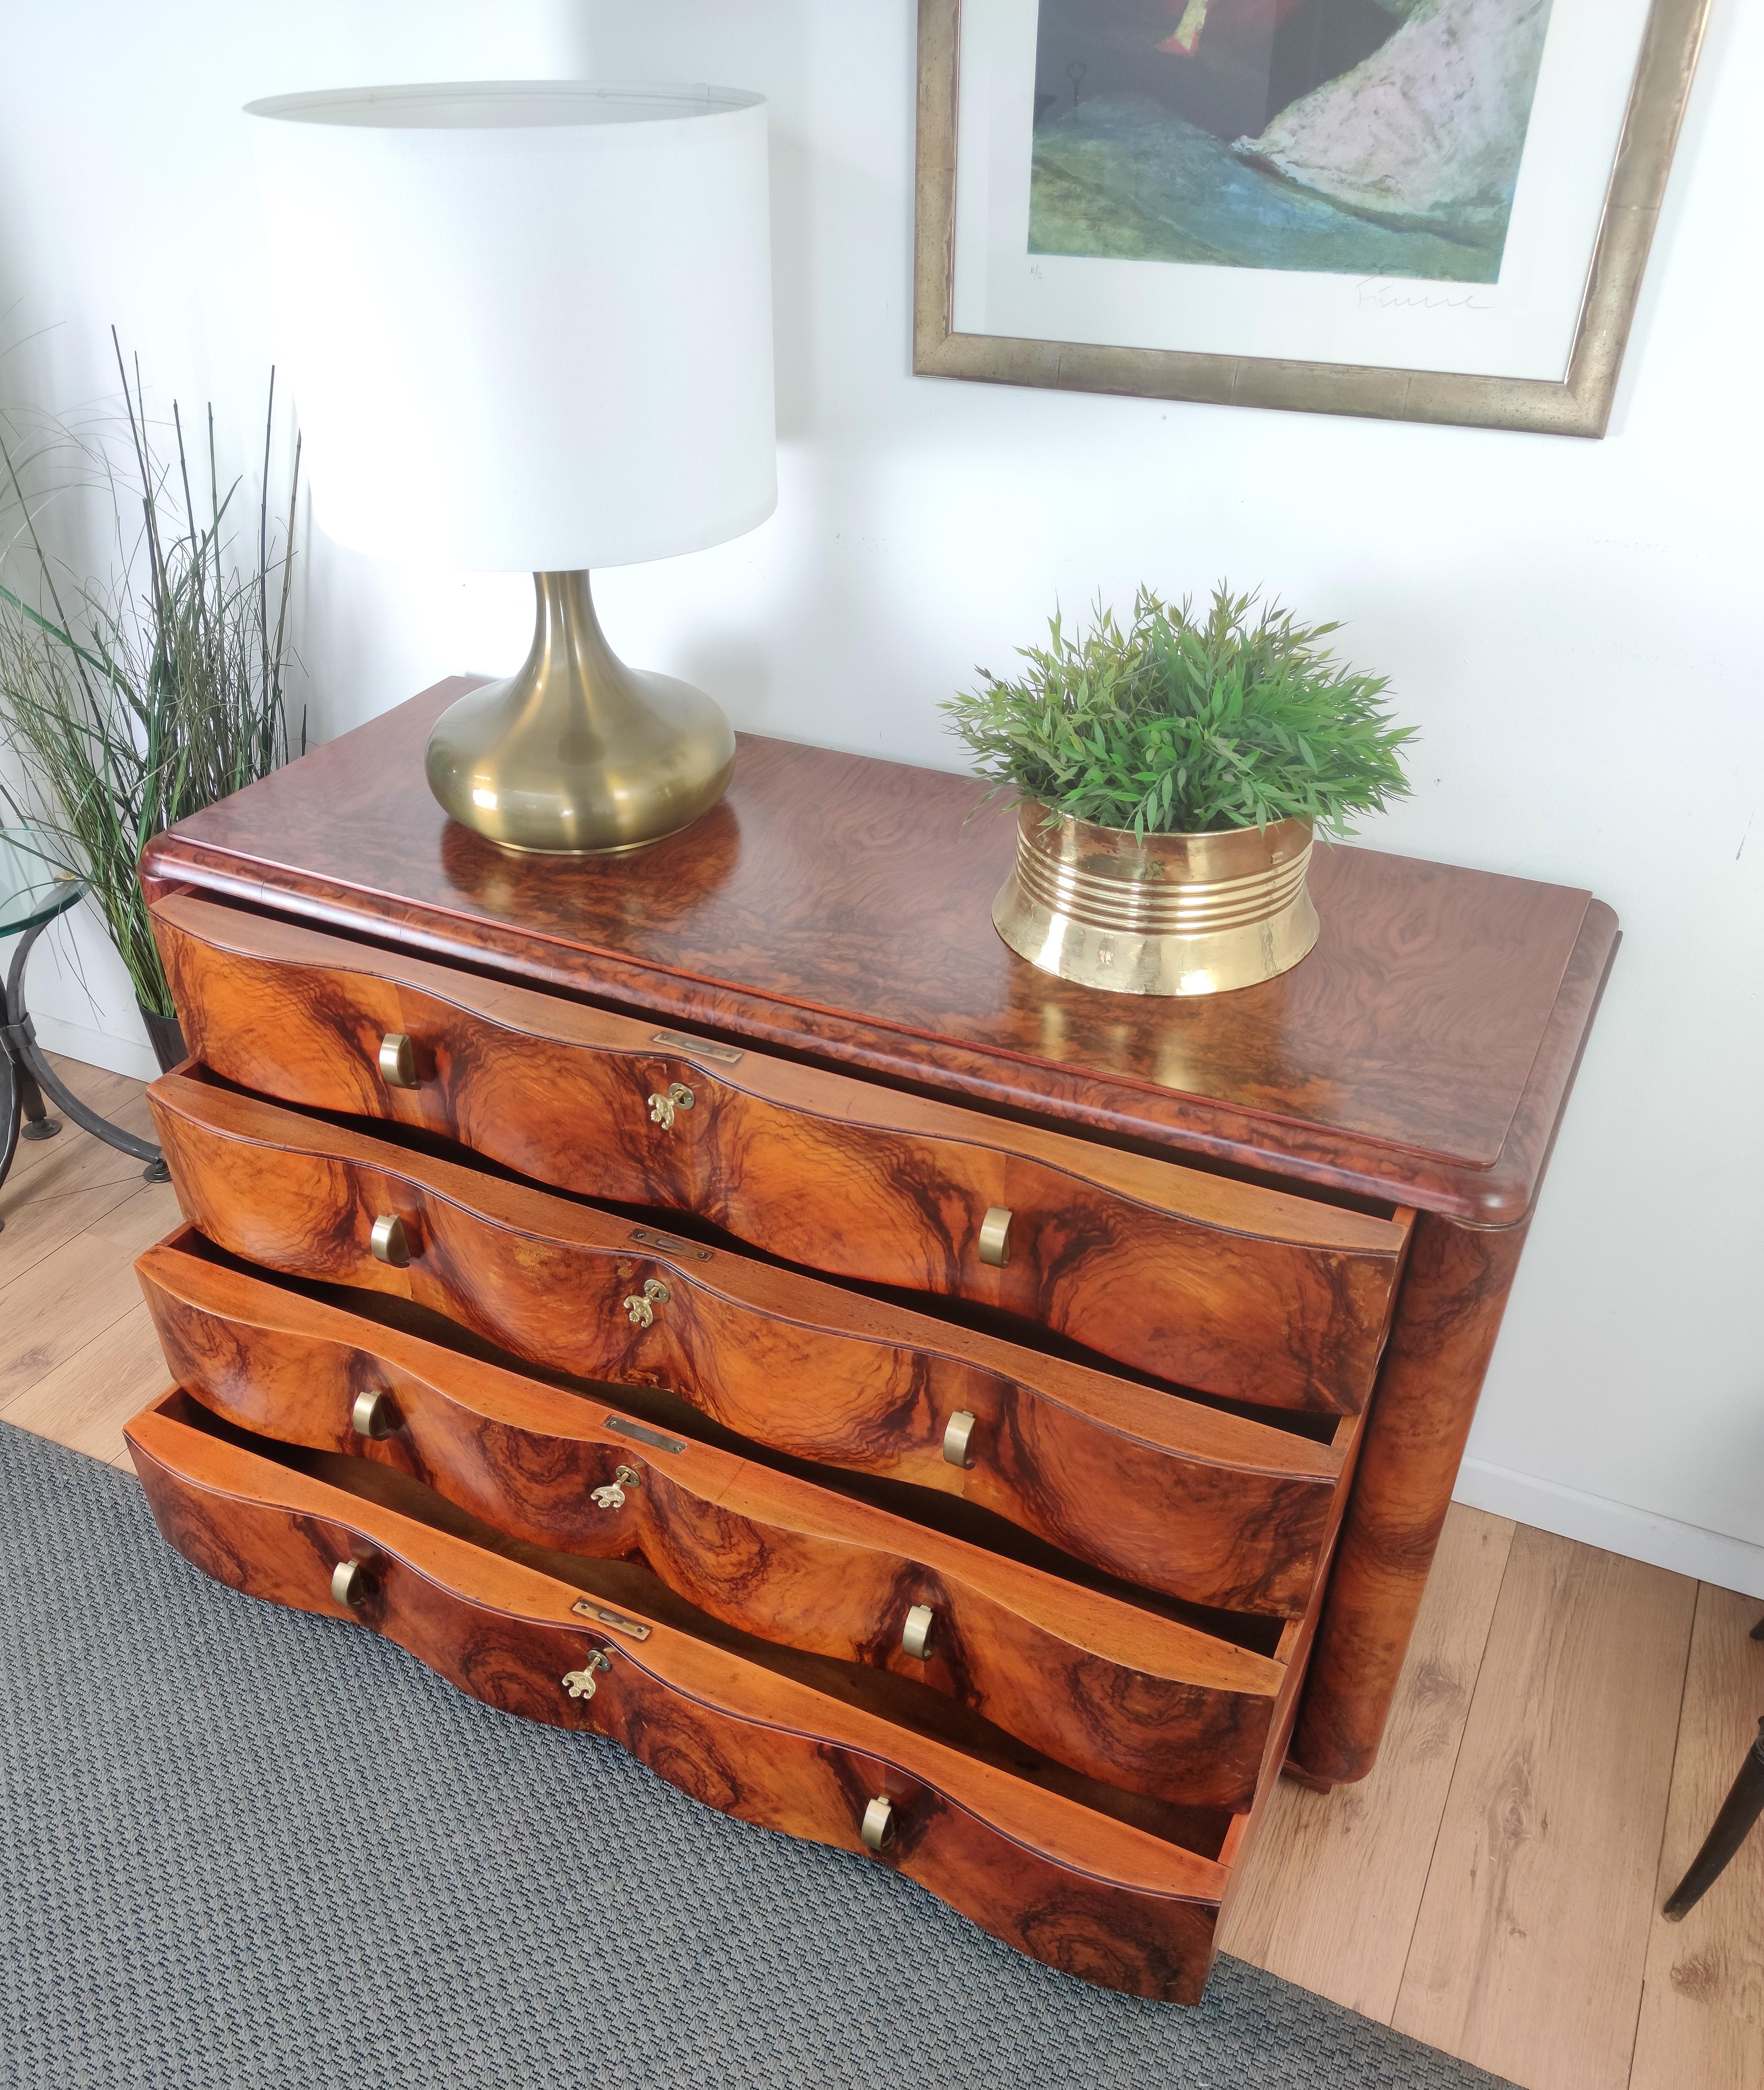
[143, 680, 1618, 1223]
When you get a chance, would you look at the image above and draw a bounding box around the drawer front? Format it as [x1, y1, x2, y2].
[154, 893, 1410, 1412]
[148, 1072, 1343, 1620]
[139, 1237, 1286, 1807]
[126, 1391, 1230, 2004]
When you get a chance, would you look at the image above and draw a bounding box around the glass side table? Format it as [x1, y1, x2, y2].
[0, 825, 167, 1231]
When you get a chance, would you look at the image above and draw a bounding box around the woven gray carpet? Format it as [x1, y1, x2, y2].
[1, 1420, 1514, 2089]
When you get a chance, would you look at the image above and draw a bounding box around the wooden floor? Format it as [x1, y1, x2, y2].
[4, 1058, 1761, 2090]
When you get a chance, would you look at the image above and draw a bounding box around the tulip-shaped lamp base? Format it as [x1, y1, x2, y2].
[424, 571, 737, 855]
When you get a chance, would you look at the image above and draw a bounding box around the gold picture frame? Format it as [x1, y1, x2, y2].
[913, 0, 1712, 437]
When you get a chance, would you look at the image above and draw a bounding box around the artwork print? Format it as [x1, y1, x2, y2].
[1030, 0, 1556, 283]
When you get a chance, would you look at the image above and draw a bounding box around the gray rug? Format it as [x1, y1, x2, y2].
[0, 1421, 1513, 2089]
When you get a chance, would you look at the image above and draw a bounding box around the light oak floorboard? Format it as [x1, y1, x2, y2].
[1223, 1504, 1516, 2019]
[1630, 1584, 1764, 2090]
[3, 1299, 172, 1463]
[1, 1056, 147, 1191]
[0, 1226, 149, 1407]
[0, 1180, 178, 1407]
[0, 1132, 159, 1286]
[1394, 1527, 1696, 2090]
[84, 1176, 183, 1256]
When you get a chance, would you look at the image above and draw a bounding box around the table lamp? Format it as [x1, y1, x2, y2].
[246, 82, 776, 854]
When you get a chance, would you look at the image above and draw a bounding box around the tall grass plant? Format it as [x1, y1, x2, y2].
[0, 334, 302, 1018]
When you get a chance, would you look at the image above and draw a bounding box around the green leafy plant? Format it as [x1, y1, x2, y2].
[943, 584, 1414, 838]
[0, 336, 302, 1019]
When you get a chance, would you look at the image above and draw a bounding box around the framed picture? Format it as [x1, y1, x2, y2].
[913, 0, 1711, 435]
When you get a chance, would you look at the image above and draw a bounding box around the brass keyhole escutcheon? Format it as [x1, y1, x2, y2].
[377, 1032, 418, 1089]
[621, 1278, 671, 1327]
[860, 1795, 896, 1852]
[562, 1650, 611, 1701]
[592, 1465, 641, 1510]
[351, 1389, 398, 1440]
[978, 1207, 1012, 1267]
[647, 1082, 695, 1132]
[370, 1213, 412, 1267]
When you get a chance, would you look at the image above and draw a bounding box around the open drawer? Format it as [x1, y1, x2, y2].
[138, 1232, 1292, 1807]
[152, 892, 1411, 1411]
[146, 1070, 1347, 1620]
[125, 1385, 1274, 2003]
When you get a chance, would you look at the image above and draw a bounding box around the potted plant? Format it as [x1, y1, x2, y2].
[944, 585, 1413, 996]
[0, 338, 302, 1066]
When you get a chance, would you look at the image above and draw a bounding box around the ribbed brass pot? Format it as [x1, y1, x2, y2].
[991, 802, 1319, 997]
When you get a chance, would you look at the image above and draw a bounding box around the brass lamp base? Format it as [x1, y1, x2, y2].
[425, 571, 737, 855]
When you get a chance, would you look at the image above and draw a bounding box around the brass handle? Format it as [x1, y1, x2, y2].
[331, 1560, 368, 1608]
[621, 1278, 671, 1327]
[860, 1795, 895, 1852]
[647, 1082, 695, 1132]
[350, 1389, 398, 1440]
[942, 1411, 977, 1468]
[901, 1604, 934, 1660]
[369, 1213, 411, 1267]
[978, 1207, 1012, 1267]
[562, 1650, 611, 1700]
[591, 1465, 641, 1510]
[377, 1032, 417, 1088]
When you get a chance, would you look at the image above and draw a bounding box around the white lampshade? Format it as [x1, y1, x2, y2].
[246, 82, 776, 573]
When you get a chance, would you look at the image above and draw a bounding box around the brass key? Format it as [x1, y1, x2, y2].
[561, 1650, 611, 1701]
[646, 1082, 694, 1131]
[621, 1279, 671, 1327]
[591, 1465, 641, 1510]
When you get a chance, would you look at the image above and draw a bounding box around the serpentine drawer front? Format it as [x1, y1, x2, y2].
[126, 1389, 1244, 2005]
[138, 1234, 1292, 1807]
[132, 701, 1613, 2001]
[144, 1073, 1345, 1620]
[152, 892, 1411, 1413]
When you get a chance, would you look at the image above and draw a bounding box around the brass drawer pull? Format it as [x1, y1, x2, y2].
[647, 1082, 695, 1131]
[377, 1032, 417, 1088]
[621, 1278, 671, 1327]
[561, 1650, 611, 1701]
[350, 1389, 398, 1440]
[860, 1795, 895, 1852]
[901, 1604, 934, 1660]
[331, 1559, 369, 1608]
[369, 1213, 412, 1267]
[978, 1207, 1012, 1267]
[942, 1411, 977, 1468]
[591, 1465, 641, 1510]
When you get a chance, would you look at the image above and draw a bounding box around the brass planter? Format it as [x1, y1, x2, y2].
[991, 803, 1319, 997]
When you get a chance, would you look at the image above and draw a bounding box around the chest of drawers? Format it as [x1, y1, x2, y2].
[125, 683, 1615, 2004]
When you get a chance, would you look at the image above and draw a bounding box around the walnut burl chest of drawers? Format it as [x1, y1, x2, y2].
[125, 681, 1616, 2004]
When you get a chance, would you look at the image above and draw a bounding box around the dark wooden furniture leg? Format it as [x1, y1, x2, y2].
[1663, 1717, 1764, 1921]
[1290, 1211, 1530, 1788]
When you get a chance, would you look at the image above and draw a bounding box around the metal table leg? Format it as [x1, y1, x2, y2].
[0, 1014, 19, 1215]
[1663, 1716, 1764, 1921]
[0, 917, 167, 1234]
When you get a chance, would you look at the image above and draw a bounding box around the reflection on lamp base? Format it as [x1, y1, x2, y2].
[424, 570, 736, 855]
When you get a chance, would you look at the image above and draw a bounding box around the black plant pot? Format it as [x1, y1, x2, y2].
[138, 1000, 189, 1074]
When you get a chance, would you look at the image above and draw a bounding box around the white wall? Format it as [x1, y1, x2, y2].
[2, 3, 1760, 1592]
